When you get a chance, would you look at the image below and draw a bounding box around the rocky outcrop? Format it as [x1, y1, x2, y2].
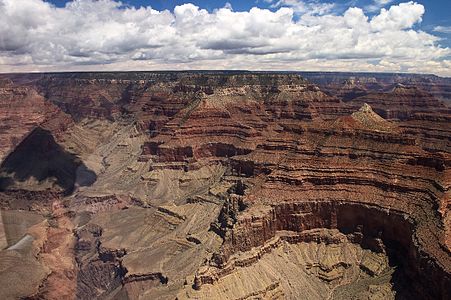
[300, 71, 451, 104]
[74, 223, 125, 299]
[348, 85, 451, 121]
[0, 127, 96, 195]
[0, 82, 72, 162]
[0, 71, 449, 299]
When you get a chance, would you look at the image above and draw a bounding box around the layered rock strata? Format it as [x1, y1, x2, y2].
[0, 71, 449, 299]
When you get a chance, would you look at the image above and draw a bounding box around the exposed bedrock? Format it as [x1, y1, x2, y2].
[74, 223, 125, 299]
[300, 72, 451, 104]
[0, 81, 72, 162]
[0, 72, 449, 299]
[0, 127, 97, 195]
[199, 201, 450, 299]
[143, 142, 253, 163]
[348, 85, 451, 122]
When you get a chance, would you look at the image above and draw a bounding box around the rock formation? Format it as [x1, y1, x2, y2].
[0, 71, 449, 299]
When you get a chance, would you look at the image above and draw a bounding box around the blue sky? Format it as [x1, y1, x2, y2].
[1, 0, 450, 75]
[46, 0, 451, 41]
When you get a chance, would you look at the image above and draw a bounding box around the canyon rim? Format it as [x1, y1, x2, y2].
[0, 71, 450, 299]
[1, 0, 451, 299]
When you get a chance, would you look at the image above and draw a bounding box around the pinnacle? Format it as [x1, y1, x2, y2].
[359, 103, 373, 113]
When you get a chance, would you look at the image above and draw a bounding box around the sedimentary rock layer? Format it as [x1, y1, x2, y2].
[0, 71, 449, 299]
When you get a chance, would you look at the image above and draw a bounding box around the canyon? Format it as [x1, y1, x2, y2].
[0, 71, 450, 299]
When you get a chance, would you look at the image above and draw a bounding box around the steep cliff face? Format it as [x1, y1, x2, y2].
[0, 72, 449, 300]
[300, 72, 451, 104]
[348, 85, 451, 121]
[0, 81, 71, 162]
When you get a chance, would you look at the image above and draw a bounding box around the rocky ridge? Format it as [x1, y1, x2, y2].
[0, 71, 449, 299]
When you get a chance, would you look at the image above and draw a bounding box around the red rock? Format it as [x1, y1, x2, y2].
[0, 72, 449, 299]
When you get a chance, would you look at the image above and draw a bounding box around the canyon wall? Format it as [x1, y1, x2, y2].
[0, 71, 449, 299]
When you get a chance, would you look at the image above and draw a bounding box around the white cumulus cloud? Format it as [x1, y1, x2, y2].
[370, 1, 424, 31]
[0, 0, 449, 76]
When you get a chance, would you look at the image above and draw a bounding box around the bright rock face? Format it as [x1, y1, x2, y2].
[0, 72, 450, 300]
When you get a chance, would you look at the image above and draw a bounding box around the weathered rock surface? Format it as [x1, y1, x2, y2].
[0, 71, 449, 299]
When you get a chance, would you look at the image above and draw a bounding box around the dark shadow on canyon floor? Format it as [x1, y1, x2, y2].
[387, 247, 420, 300]
[0, 127, 96, 195]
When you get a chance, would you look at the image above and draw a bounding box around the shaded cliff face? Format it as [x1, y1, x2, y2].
[0, 127, 96, 195]
[0, 80, 72, 162]
[0, 71, 449, 300]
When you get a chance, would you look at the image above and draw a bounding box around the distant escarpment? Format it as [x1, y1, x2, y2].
[0, 71, 449, 300]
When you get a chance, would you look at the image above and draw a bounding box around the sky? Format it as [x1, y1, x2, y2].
[0, 0, 450, 76]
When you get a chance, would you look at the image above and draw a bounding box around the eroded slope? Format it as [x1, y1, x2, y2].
[0, 72, 449, 300]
